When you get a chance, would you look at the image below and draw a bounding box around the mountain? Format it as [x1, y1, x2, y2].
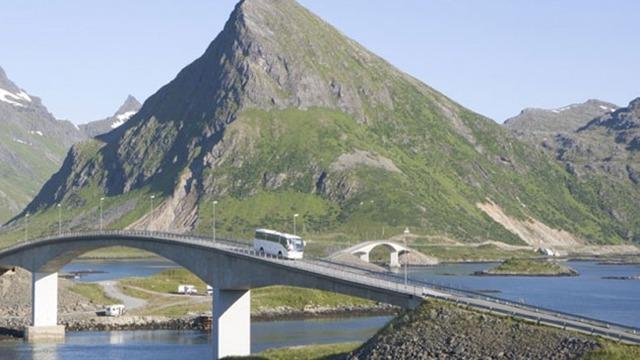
[505, 98, 640, 242]
[505, 99, 618, 134]
[0, 66, 86, 224]
[4, 0, 634, 250]
[80, 95, 141, 138]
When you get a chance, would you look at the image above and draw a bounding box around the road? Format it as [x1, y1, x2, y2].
[99, 281, 147, 310]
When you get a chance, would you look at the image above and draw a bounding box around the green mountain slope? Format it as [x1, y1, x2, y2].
[0, 66, 86, 224]
[1, 0, 633, 250]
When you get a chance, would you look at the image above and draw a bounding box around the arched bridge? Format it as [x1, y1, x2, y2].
[0, 231, 639, 359]
[0, 231, 424, 358]
[341, 240, 411, 267]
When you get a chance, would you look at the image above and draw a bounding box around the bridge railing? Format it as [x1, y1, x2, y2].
[4, 231, 639, 337]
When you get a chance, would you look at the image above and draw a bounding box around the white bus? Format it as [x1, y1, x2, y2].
[253, 228, 304, 260]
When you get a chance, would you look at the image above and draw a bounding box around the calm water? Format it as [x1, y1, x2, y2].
[62, 260, 178, 282]
[0, 317, 391, 359]
[2, 259, 635, 359]
[408, 261, 640, 327]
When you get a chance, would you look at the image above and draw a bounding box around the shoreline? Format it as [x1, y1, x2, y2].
[0, 306, 398, 340]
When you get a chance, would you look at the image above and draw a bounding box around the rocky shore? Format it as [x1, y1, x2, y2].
[348, 300, 600, 360]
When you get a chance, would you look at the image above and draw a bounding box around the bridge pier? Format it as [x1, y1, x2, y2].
[389, 251, 400, 268]
[212, 288, 250, 359]
[25, 272, 65, 342]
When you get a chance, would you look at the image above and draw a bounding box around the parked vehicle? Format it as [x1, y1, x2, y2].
[253, 228, 304, 260]
[178, 284, 198, 295]
[104, 304, 126, 317]
[207, 285, 213, 296]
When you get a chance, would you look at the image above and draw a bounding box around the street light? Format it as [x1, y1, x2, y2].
[212, 200, 218, 242]
[57, 204, 62, 236]
[293, 213, 299, 236]
[150, 195, 156, 214]
[99, 197, 105, 231]
[403, 227, 410, 285]
[25, 213, 30, 241]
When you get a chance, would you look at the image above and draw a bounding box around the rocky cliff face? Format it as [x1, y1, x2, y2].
[0, 66, 86, 224]
[505, 98, 640, 242]
[79, 95, 141, 138]
[6, 0, 635, 247]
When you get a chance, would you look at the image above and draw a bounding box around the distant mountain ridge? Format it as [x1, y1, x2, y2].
[0, 66, 86, 223]
[4, 0, 637, 250]
[505, 97, 640, 242]
[79, 95, 141, 138]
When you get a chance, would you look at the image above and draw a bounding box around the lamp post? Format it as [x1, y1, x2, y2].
[150, 195, 155, 213]
[293, 213, 299, 236]
[25, 213, 29, 241]
[99, 197, 105, 231]
[57, 204, 62, 236]
[212, 200, 218, 243]
[403, 227, 410, 285]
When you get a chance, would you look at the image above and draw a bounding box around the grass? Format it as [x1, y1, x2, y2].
[584, 341, 640, 360]
[227, 342, 359, 360]
[416, 244, 536, 262]
[483, 258, 576, 275]
[118, 268, 373, 316]
[69, 283, 118, 305]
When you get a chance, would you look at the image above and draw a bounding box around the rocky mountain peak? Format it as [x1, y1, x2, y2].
[580, 97, 640, 133]
[505, 99, 619, 135]
[116, 95, 141, 115]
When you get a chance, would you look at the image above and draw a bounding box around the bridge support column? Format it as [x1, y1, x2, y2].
[212, 289, 250, 359]
[25, 272, 65, 342]
[389, 251, 400, 268]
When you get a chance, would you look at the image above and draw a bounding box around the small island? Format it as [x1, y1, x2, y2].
[474, 259, 578, 277]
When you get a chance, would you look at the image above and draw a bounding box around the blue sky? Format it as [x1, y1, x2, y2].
[1, 0, 638, 123]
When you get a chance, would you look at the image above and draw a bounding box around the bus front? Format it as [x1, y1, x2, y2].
[286, 236, 305, 259]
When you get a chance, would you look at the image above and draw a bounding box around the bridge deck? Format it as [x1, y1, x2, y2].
[0, 231, 639, 345]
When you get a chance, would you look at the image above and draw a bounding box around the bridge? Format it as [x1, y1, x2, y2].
[340, 240, 411, 268]
[0, 231, 639, 359]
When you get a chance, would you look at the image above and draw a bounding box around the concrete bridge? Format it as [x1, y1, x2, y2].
[0, 231, 424, 359]
[340, 240, 411, 268]
[0, 231, 639, 359]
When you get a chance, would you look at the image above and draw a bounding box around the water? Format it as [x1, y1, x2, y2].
[2, 259, 636, 359]
[61, 260, 178, 282]
[408, 261, 640, 327]
[0, 316, 391, 359]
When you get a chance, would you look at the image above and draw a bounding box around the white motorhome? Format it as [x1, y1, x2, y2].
[253, 228, 304, 260]
[104, 304, 126, 317]
[178, 284, 198, 295]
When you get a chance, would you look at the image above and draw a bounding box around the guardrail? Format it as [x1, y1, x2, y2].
[2, 231, 639, 343]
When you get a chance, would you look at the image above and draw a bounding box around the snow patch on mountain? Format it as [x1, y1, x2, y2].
[111, 111, 137, 129]
[0, 88, 31, 107]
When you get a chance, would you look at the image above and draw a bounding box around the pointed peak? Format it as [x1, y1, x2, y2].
[115, 95, 142, 115]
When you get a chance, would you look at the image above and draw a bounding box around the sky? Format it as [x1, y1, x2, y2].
[1, 0, 638, 124]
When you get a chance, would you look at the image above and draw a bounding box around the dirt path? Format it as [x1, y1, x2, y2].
[98, 281, 147, 310]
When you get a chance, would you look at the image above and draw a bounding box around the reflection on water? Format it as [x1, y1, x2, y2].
[0, 317, 391, 360]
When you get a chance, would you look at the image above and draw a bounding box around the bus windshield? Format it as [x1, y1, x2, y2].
[289, 238, 304, 251]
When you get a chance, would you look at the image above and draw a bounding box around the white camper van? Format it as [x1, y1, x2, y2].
[104, 304, 126, 317]
[178, 284, 198, 295]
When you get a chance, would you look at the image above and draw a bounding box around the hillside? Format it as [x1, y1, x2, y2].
[0, 66, 86, 224]
[1, 0, 635, 251]
[79, 95, 141, 138]
[505, 98, 640, 243]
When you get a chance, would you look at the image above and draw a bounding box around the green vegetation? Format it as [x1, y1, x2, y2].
[228, 342, 358, 360]
[69, 283, 118, 305]
[480, 258, 577, 276]
[119, 268, 373, 316]
[416, 244, 536, 262]
[584, 341, 640, 360]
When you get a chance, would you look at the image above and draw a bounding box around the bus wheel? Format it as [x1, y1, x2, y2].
[259, 248, 265, 256]
[278, 251, 283, 258]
